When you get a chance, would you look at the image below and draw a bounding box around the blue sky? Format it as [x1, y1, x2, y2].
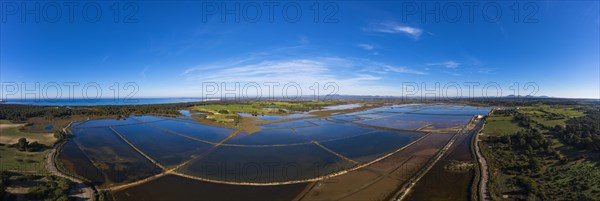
[1, 1, 599, 99]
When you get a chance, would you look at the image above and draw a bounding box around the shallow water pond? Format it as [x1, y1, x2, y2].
[113, 124, 215, 167]
[320, 130, 425, 163]
[179, 144, 354, 183]
[72, 127, 161, 184]
[149, 120, 234, 143]
[224, 129, 310, 146]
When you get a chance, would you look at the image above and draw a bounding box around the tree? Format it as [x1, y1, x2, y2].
[16, 138, 29, 151]
[54, 130, 66, 140]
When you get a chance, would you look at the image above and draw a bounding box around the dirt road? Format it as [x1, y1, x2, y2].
[475, 124, 491, 201]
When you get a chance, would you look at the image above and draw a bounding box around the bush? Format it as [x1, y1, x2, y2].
[11, 138, 46, 152]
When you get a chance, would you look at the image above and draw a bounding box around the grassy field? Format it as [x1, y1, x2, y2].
[0, 120, 56, 145]
[0, 145, 48, 174]
[190, 101, 336, 124]
[519, 105, 584, 116]
[483, 115, 523, 136]
[519, 105, 585, 127]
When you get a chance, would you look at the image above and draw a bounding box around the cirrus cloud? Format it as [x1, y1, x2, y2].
[365, 22, 423, 39]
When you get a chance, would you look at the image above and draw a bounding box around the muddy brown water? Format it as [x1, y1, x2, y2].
[405, 122, 481, 201]
[111, 174, 307, 201]
[57, 140, 106, 185]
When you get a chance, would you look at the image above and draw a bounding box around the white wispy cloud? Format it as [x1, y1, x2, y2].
[478, 67, 497, 74]
[182, 57, 425, 96]
[427, 61, 460, 69]
[365, 22, 423, 39]
[298, 35, 310, 45]
[140, 66, 150, 79]
[357, 43, 375, 50]
[357, 43, 380, 55]
[378, 63, 427, 75]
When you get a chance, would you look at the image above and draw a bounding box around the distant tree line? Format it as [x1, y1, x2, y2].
[0, 102, 200, 121]
[493, 109, 516, 116]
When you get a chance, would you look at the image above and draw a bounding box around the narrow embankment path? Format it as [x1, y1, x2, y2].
[474, 124, 491, 201]
[48, 122, 95, 201]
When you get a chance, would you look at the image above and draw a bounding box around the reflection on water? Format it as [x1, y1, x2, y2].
[113, 124, 215, 167]
[57, 104, 491, 200]
[320, 130, 424, 163]
[148, 120, 234, 143]
[178, 144, 355, 183]
[322, 103, 363, 110]
[238, 112, 313, 121]
[57, 140, 105, 185]
[72, 127, 161, 185]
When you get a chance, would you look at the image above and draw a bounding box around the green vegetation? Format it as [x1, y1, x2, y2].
[0, 103, 199, 122]
[191, 101, 334, 113]
[554, 109, 600, 151]
[27, 176, 72, 201]
[190, 101, 336, 125]
[0, 145, 49, 173]
[11, 138, 47, 152]
[0, 172, 73, 201]
[519, 104, 585, 128]
[444, 160, 475, 173]
[482, 103, 600, 200]
[484, 115, 523, 136]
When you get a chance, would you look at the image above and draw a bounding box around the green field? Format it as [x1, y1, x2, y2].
[483, 115, 523, 136]
[0, 120, 56, 145]
[531, 117, 568, 127]
[519, 105, 585, 128]
[190, 101, 334, 114]
[519, 105, 584, 117]
[0, 145, 48, 174]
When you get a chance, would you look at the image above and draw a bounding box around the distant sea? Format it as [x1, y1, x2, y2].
[0, 98, 205, 106]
